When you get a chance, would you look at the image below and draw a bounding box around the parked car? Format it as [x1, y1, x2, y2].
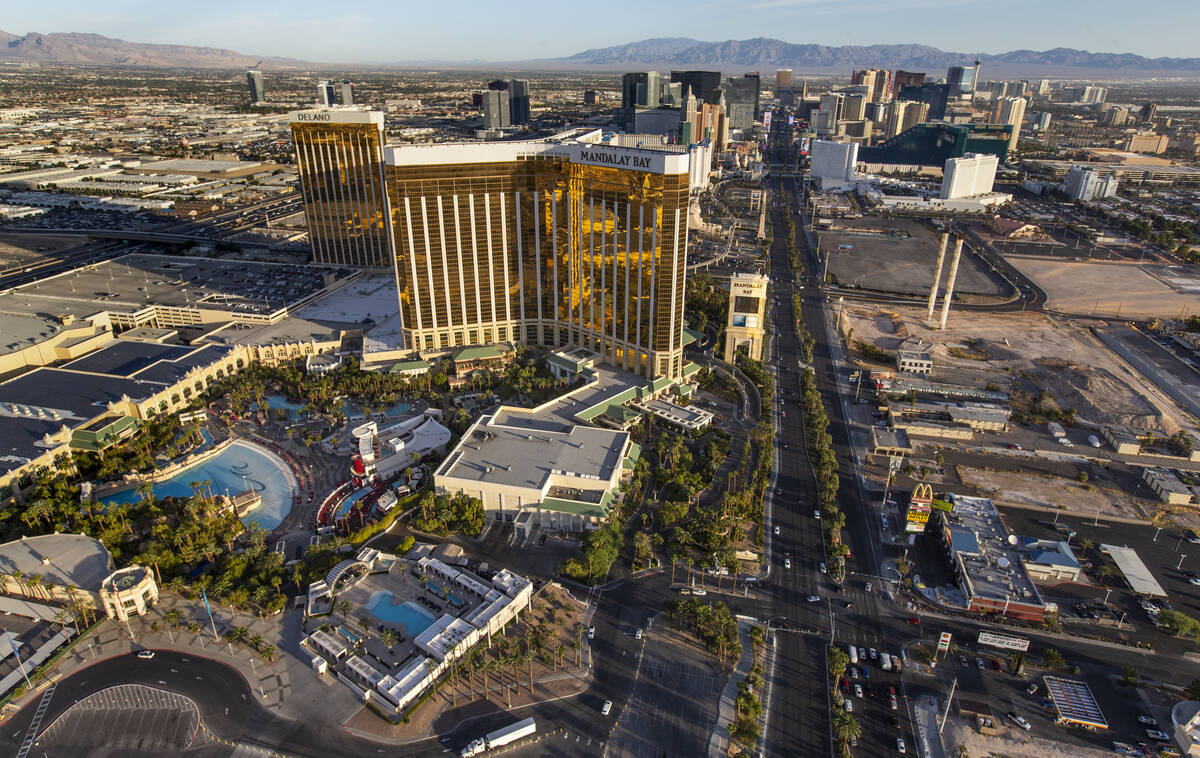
[601, 700, 613, 715]
[854, 683, 863, 698]
[1146, 729, 1170, 742]
[1007, 712, 1032, 731]
[819, 562, 827, 574]
[136, 650, 155, 660]
[897, 737, 906, 754]
[870, 648, 878, 661]
[905, 616, 920, 625]
[844, 699, 854, 713]
[807, 595, 821, 603]
[1137, 715, 1157, 726]
[976, 657, 985, 669]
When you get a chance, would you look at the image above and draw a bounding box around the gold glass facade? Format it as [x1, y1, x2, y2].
[385, 155, 689, 379]
[291, 121, 392, 268]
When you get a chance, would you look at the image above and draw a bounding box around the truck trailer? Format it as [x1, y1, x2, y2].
[461, 717, 537, 757]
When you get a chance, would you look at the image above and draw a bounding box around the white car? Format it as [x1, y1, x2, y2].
[854, 683, 863, 698]
[897, 737, 906, 754]
[858, 648, 867, 663]
[601, 700, 612, 715]
[844, 699, 854, 713]
[814, 510, 821, 519]
[635, 628, 643, 640]
[1007, 712, 1031, 731]
[692, 589, 707, 597]
[784, 558, 791, 569]
[588, 626, 595, 640]
[774, 525, 780, 535]
[1138, 715, 1157, 726]
[1147, 729, 1170, 742]
[819, 562, 827, 574]
[869, 648, 878, 661]
[136, 650, 155, 660]
[807, 595, 821, 603]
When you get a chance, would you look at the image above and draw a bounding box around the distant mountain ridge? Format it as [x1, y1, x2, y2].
[0, 29, 302, 68]
[555, 37, 1200, 74]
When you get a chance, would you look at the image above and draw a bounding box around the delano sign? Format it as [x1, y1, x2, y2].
[977, 631, 1030, 652]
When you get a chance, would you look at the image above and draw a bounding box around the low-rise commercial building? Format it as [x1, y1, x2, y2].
[1143, 468, 1195, 505]
[1103, 426, 1142, 456]
[99, 565, 159, 621]
[1017, 538, 1082, 583]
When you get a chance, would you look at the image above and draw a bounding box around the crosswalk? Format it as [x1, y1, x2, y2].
[15, 683, 56, 758]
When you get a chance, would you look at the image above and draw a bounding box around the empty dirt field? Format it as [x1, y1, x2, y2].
[957, 465, 1149, 520]
[1007, 257, 1199, 320]
[0, 232, 85, 267]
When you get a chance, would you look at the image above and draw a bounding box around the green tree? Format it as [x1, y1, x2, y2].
[1041, 648, 1065, 671]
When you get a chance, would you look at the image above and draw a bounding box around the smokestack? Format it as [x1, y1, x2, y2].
[938, 237, 964, 330]
[927, 232, 949, 321]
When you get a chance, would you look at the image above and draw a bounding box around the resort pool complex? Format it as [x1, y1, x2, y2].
[102, 440, 295, 531]
[428, 582, 466, 608]
[365, 591, 436, 635]
[255, 396, 411, 420]
[337, 487, 373, 519]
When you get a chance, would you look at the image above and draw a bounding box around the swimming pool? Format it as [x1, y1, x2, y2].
[336, 487, 373, 519]
[102, 440, 295, 531]
[365, 591, 437, 635]
[428, 582, 466, 608]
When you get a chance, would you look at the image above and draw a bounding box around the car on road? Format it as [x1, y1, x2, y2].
[959, 655, 969, 668]
[870, 648, 878, 661]
[844, 601, 855, 609]
[1188, 534, 1200, 545]
[784, 558, 791, 569]
[849, 666, 858, 679]
[905, 616, 920, 624]
[858, 648, 867, 662]
[601, 700, 612, 715]
[991, 658, 1002, 672]
[807, 595, 821, 603]
[1138, 715, 1157, 726]
[976, 657, 985, 669]
[136, 650, 155, 660]
[890, 715, 901, 729]
[775, 488, 782, 495]
[635, 628, 643, 640]
[844, 699, 853, 713]
[889, 694, 898, 710]
[897, 737, 906, 753]
[588, 626, 595, 640]
[1189, 578, 1200, 586]
[693, 588, 707, 596]
[1146, 729, 1170, 742]
[1026, 683, 1038, 695]
[775, 526, 780, 535]
[819, 562, 827, 574]
[854, 683, 863, 698]
[865, 582, 872, 592]
[1007, 712, 1031, 731]
[814, 510, 821, 519]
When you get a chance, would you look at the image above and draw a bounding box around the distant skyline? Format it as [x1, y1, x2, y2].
[5, 0, 1198, 64]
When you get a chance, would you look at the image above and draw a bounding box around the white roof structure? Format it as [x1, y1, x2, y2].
[1100, 544, 1167, 597]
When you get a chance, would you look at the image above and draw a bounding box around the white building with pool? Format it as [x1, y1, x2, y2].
[302, 549, 532, 716]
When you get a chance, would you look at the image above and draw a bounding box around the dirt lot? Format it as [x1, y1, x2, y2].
[0, 232, 84, 266]
[957, 465, 1149, 521]
[839, 305, 1173, 434]
[1007, 257, 1199, 320]
[944, 717, 1114, 758]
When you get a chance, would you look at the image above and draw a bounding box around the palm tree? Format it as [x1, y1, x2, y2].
[381, 629, 398, 650]
[164, 609, 182, 629]
[249, 633, 266, 653]
[1042, 648, 1065, 671]
[832, 709, 862, 753]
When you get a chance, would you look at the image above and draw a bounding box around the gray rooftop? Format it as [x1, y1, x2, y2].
[438, 413, 628, 490]
[0, 533, 112, 591]
[946, 494, 1043, 608]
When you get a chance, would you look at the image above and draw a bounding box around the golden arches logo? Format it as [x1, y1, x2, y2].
[911, 483, 933, 504]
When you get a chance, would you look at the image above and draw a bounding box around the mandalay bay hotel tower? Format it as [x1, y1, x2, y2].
[290, 108, 699, 380]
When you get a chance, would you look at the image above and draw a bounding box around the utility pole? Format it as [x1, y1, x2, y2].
[939, 676, 958, 734]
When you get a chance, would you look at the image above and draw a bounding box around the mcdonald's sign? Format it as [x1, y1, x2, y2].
[910, 483, 933, 505]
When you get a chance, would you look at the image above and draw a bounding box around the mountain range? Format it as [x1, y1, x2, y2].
[554, 37, 1200, 75]
[2, 30, 1200, 76]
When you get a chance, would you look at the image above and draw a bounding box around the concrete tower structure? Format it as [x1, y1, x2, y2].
[938, 237, 965, 330]
[926, 233, 949, 320]
[724, 273, 769, 363]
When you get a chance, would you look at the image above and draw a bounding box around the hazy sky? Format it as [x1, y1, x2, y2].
[5, 0, 1196, 63]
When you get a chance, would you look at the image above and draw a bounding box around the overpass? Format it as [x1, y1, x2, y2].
[0, 226, 309, 251]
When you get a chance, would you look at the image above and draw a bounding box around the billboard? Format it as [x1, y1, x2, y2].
[905, 504, 930, 533]
[977, 631, 1030, 652]
[762, 112, 773, 131]
[800, 137, 810, 154]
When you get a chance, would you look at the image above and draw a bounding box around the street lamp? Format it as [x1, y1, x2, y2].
[1179, 554, 1187, 571]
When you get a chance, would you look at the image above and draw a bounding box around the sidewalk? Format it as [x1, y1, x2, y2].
[707, 618, 756, 758]
[912, 694, 947, 758]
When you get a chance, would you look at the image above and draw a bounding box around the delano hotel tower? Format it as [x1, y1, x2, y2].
[292, 110, 692, 380]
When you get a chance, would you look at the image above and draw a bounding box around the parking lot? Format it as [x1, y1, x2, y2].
[36, 684, 205, 754]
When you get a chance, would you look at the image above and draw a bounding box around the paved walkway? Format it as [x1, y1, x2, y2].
[707, 618, 756, 758]
[912, 694, 947, 758]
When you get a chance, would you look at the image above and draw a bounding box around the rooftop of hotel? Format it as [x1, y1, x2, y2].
[436, 412, 628, 491]
[0, 533, 112, 592]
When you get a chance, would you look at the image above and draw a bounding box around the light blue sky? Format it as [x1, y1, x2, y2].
[5, 0, 1195, 63]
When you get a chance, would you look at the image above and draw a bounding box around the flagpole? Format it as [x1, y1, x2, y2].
[8, 636, 32, 690]
[203, 590, 219, 640]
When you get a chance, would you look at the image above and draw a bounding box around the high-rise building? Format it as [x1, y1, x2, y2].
[1030, 112, 1052, 132]
[885, 101, 929, 139]
[669, 71, 722, 105]
[723, 273, 769, 363]
[289, 109, 391, 268]
[482, 90, 511, 130]
[893, 70, 926, 91]
[317, 80, 337, 107]
[1100, 106, 1130, 127]
[809, 140, 858, 189]
[814, 93, 845, 133]
[1078, 86, 1107, 104]
[1064, 166, 1118, 201]
[1034, 79, 1051, 96]
[843, 93, 867, 122]
[990, 96, 1026, 154]
[1140, 103, 1158, 123]
[383, 137, 692, 378]
[246, 70, 265, 104]
[339, 81, 355, 106]
[941, 154, 998, 199]
[509, 79, 531, 125]
[622, 71, 663, 110]
[583, 90, 598, 105]
[898, 83, 948, 121]
[776, 69, 792, 89]
[946, 64, 976, 97]
[722, 73, 760, 132]
[852, 69, 890, 102]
